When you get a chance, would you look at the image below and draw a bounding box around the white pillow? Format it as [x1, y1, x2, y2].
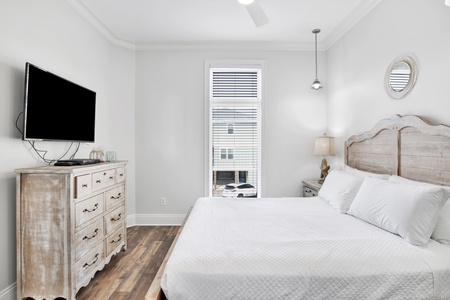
[433, 203, 450, 245]
[348, 177, 447, 246]
[343, 165, 390, 180]
[318, 169, 364, 213]
[388, 175, 450, 244]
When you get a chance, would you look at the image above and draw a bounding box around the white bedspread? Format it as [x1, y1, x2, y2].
[161, 197, 450, 300]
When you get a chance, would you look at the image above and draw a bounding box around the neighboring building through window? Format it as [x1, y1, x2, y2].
[208, 65, 262, 197]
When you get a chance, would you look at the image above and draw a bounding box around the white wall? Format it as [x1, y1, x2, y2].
[0, 0, 135, 297]
[326, 0, 450, 166]
[135, 50, 326, 219]
[7, 0, 447, 296]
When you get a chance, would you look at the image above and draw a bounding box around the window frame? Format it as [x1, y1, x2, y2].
[204, 60, 265, 198]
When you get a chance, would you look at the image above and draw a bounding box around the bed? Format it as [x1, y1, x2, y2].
[146, 115, 450, 300]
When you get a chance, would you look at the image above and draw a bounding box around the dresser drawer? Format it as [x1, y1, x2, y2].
[75, 194, 104, 227]
[116, 167, 125, 184]
[75, 242, 104, 289]
[105, 185, 125, 211]
[75, 218, 104, 261]
[75, 174, 91, 198]
[92, 169, 116, 191]
[105, 205, 125, 234]
[106, 225, 125, 257]
[303, 186, 318, 197]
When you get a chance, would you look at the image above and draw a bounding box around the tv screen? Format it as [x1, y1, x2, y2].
[23, 63, 96, 142]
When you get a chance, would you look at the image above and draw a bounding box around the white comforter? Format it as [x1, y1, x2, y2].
[161, 197, 450, 300]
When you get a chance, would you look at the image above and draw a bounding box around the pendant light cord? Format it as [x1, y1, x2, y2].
[315, 32, 318, 79]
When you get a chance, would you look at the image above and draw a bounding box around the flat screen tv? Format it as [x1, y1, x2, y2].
[23, 62, 96, 142]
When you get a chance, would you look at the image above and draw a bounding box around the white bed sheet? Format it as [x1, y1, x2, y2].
[161, 197, 450, 300]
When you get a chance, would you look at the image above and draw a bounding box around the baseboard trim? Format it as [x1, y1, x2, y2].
[127, 214, 186, 226]
[0, 282, 16, 300]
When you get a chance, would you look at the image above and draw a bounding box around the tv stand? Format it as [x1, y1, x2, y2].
[54, 158, 100, 166]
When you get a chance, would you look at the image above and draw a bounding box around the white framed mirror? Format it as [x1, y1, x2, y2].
[384, 53, 418, 99]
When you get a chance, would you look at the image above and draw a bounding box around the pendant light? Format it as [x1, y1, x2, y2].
[311, 29, 322, 90]
[446, 0, 450, 6]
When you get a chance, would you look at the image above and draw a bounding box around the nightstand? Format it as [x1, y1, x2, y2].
[302, 179, 322, 197]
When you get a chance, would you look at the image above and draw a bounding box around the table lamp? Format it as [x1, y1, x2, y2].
[313, 133, 335, 183]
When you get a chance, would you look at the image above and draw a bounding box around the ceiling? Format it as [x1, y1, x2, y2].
[66, 0, 382, 50]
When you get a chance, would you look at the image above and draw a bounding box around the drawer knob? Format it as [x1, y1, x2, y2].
[110, 234, 122, 244]
[96, 180, 101, 184]
[110, 213, 122, 222]
[109, 176, 114, 180]
[110, 193, 122, 200]
[83, 203, 99, 213]
[82, 184, 88, 188]
[103, 172, 107, 175]
[82, 228, 99, 240]
[83, 253, 99, 268]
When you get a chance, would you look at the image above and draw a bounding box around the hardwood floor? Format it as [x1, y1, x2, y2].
[76, 226, 179, 300]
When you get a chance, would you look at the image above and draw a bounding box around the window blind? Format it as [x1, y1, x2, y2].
[209, 67, 262, 197]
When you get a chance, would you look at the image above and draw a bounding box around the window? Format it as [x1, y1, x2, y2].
[207, 65, 262, 197]
[228, 123, 234, 134]
[228, 149, 234, 159]
[220, 149, 234, 160]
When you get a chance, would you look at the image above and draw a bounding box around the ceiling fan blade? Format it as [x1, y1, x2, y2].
[245, 1, 270, 27]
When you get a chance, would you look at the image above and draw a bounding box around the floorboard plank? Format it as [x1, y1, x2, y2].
[76, 226, 179, 300]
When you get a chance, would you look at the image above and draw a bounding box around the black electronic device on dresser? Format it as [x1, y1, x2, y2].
[54, 159, 100, 166]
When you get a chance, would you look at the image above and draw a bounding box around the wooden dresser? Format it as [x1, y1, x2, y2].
[15, 161, 127, 300]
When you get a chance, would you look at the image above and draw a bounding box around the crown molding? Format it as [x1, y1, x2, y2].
[64, 0, 136, 50]
[65, 0, 382, 52]
[323, 0, 383, 50]
[135, 41, 315, 51]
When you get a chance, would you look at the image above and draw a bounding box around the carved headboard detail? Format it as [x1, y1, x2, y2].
[345, 115, 450, 186]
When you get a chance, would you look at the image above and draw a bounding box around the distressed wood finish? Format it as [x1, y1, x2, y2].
[302, 179, 322, 197]
[345, 114, 450, 185]
[16, 161, 127, 300]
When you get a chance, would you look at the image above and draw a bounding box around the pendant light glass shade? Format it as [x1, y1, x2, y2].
[312, 78, 322, 90]
[311, 29, 322, 90]
[446, 0, 450, 6]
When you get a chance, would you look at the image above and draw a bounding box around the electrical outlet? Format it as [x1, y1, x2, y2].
[160, 197, 167, 206]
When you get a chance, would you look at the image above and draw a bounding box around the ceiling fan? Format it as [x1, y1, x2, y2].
[237, 0, 270, 27]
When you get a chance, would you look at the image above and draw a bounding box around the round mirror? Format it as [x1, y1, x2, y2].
[384, 54, 418, 99]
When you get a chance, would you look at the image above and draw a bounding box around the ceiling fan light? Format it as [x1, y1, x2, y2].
[312, 79, 322, 90]
[238, 0, 255, 5]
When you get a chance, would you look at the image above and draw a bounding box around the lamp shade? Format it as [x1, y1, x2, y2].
[313, 135, 335, 156]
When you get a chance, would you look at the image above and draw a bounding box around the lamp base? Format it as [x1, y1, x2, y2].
[319, 158, 330, 183]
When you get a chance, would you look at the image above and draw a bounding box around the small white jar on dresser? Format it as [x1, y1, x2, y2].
[15, 161, 127, 300]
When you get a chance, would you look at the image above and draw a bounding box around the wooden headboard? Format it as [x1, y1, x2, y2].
[345, 115, 450, 186]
